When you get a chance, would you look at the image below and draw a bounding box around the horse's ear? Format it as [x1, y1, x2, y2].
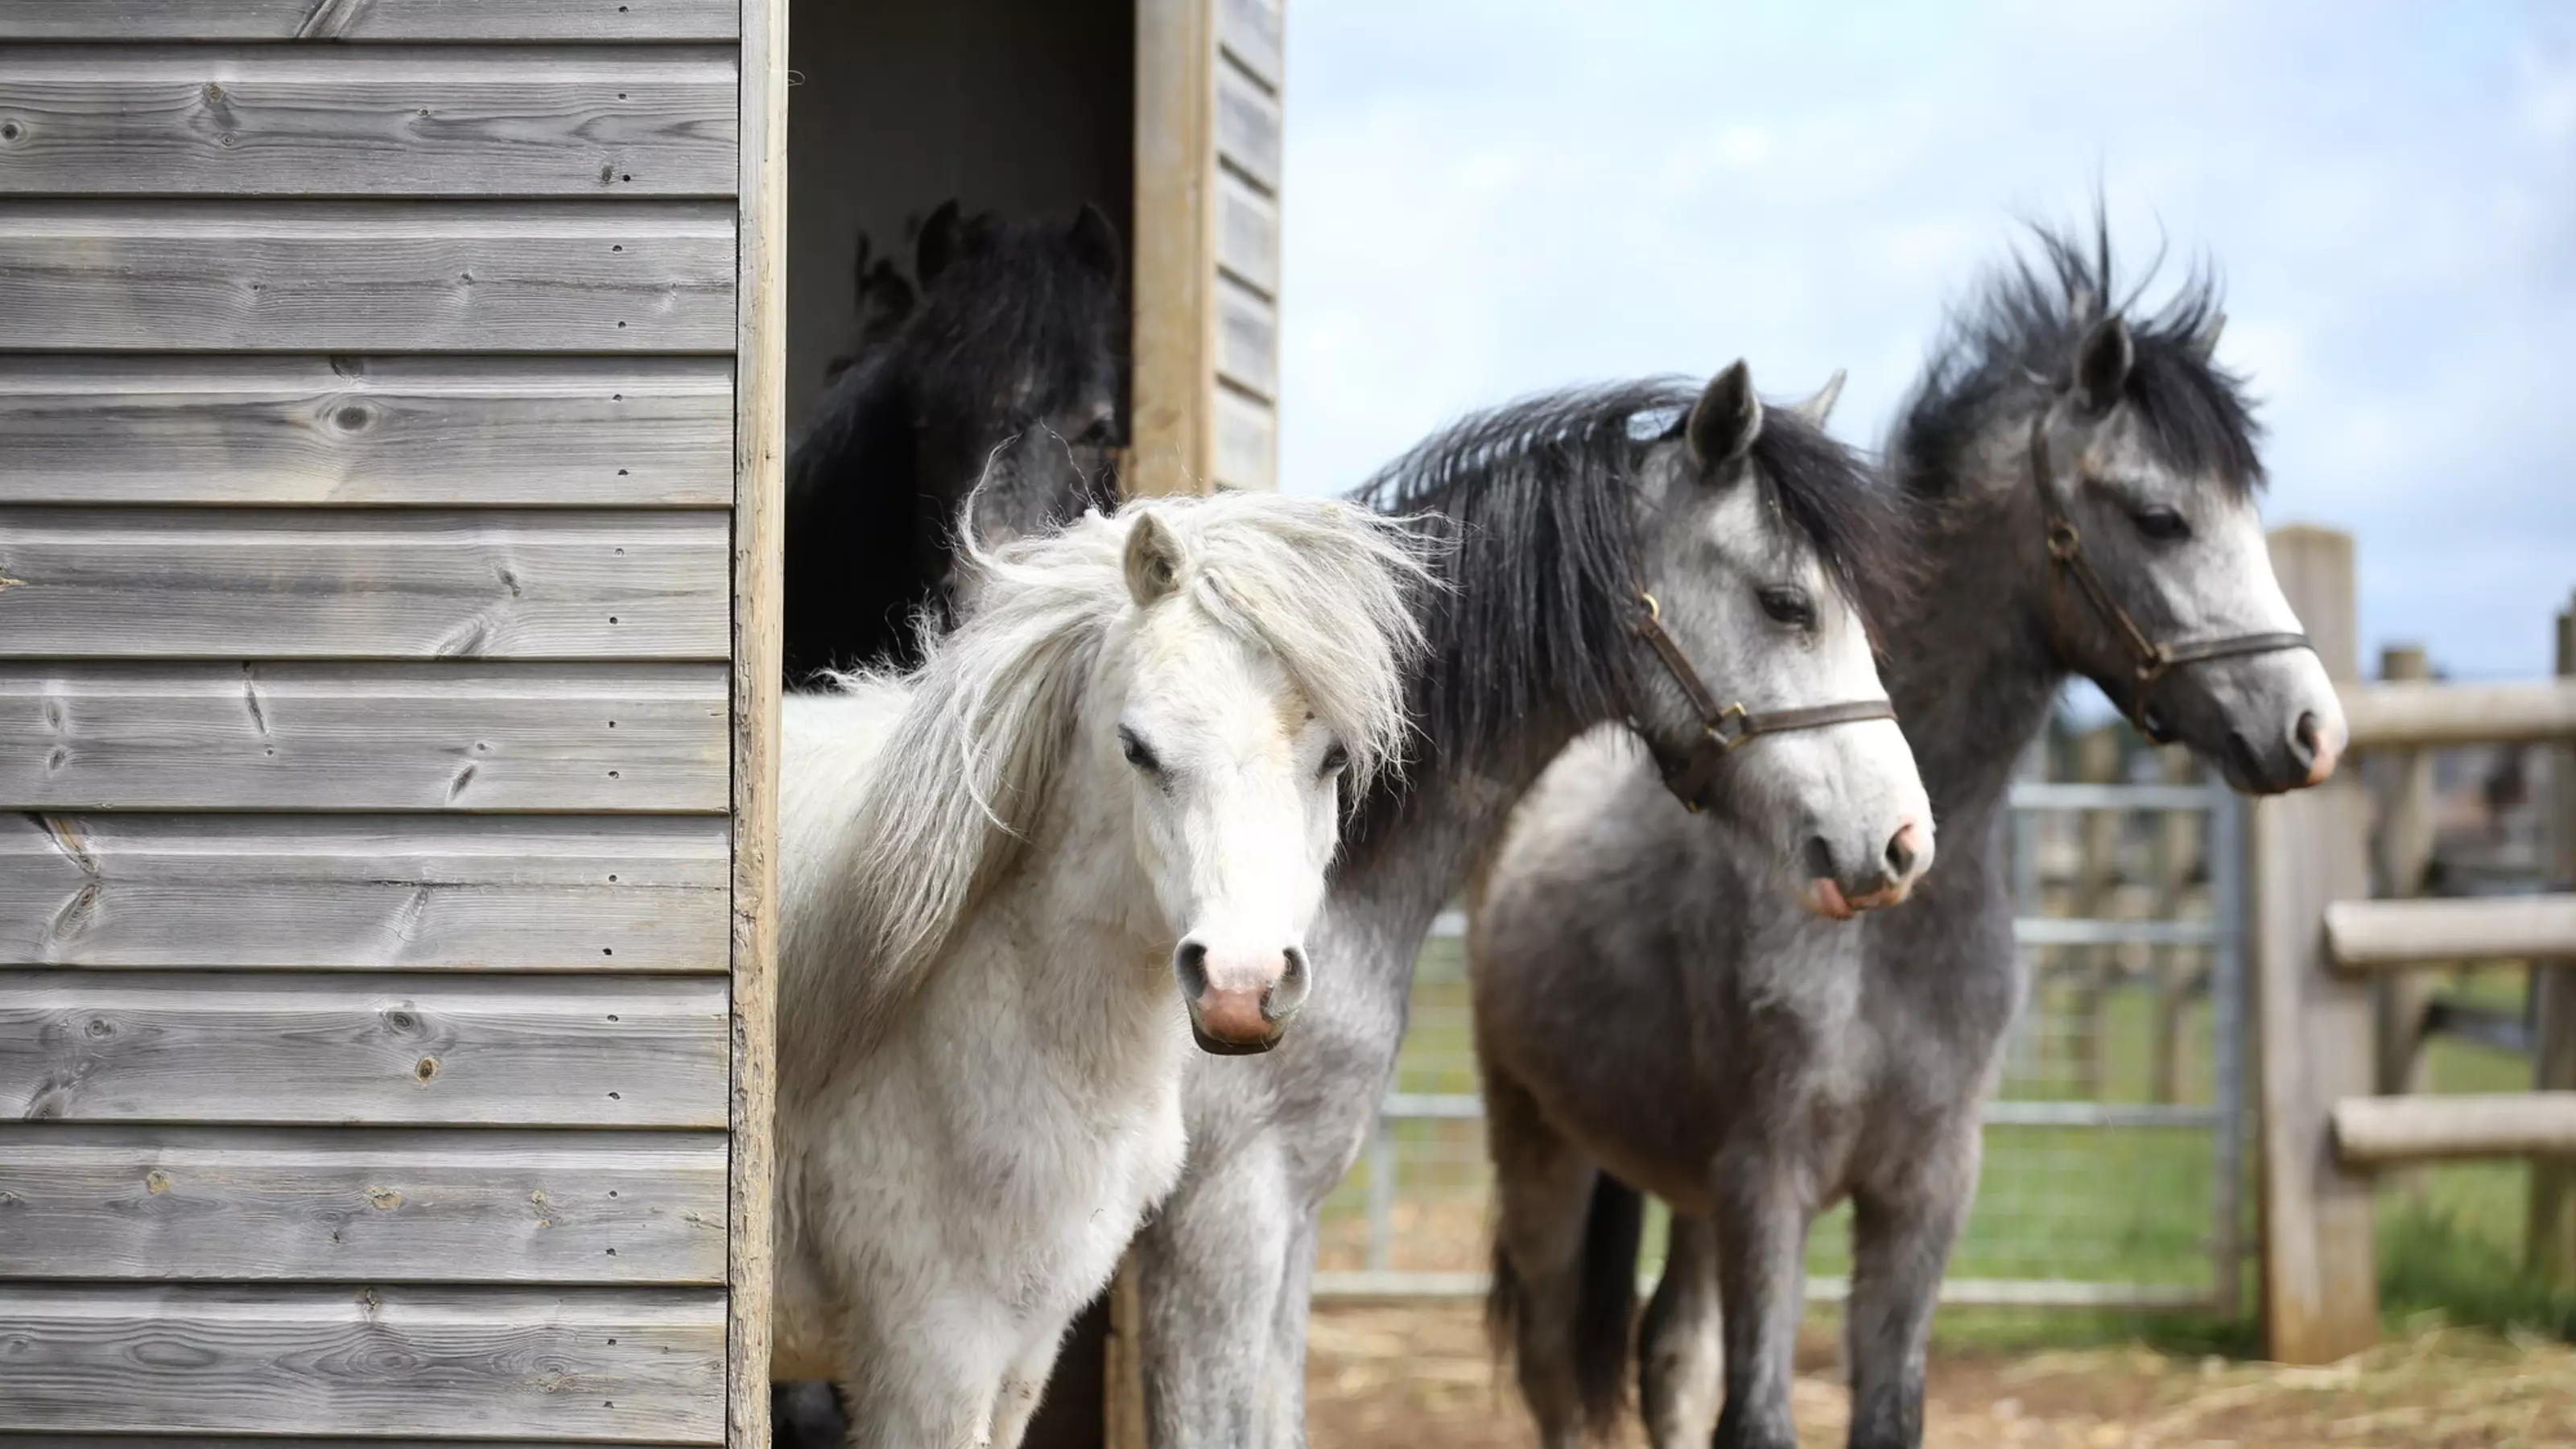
[1786, 369, 1847, 430]
[1686, 360, 1762, 473]
[856, 258, 915, 338]
[1123, 510, 1187, 606]
[2074, 313, 2132, 415]
[1067, 203, 1121, 283]
[917, 200, 965, 286]
[2187, 309, 2226, 363]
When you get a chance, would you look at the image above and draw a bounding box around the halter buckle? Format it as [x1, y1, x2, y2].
[2046, 520, 2083, 562]
[1705, 703, 1752, 752]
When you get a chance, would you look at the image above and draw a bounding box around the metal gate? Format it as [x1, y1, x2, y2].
[1315, 724, 2251, 1314]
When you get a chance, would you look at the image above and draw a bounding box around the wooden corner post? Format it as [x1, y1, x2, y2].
[2533, 596, 2576, 1287]
[730, 0, 791, 1443]
[2253, 525, 2380, 1363]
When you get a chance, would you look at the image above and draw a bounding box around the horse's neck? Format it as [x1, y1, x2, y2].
[1881, 437, 2067, 845]
[1341, 709, 1591, 945]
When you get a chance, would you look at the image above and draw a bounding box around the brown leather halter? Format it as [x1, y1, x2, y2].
[1629, 592, 1899, 813]
[2026, 408, 2312, 743]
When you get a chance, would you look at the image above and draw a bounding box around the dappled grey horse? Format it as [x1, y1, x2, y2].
[1471, 222, 2348, 1449]
[1133, 364, 1934, 1444]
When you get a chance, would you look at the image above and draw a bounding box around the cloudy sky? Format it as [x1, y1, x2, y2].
[1275, 0, 2576, 683]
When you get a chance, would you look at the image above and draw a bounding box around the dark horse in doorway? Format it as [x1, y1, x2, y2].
[1471, 218, 2347, 1449]
[782, 199, 1125, 683]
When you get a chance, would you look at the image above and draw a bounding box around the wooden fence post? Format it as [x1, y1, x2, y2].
[2532, 598, 2576, 1287]
[2372, 643, 2438, 1208]
[2254, 525, 2380, 1363]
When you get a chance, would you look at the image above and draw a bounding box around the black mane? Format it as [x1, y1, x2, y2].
[783, 204, 1122, 681]
[1897, 213, 2263, 498]
[1352, 378, 1902, 769]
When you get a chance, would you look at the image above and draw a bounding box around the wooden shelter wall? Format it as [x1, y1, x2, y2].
[0, 6, 749, 1444]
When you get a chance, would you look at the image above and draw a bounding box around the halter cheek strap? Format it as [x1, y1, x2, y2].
[2025, 410, 2312, 742]
[1629, 592, 1899, 813]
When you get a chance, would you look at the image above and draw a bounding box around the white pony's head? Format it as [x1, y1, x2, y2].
[1096, 502, 1427, 1050]
[828, 490, 1431, 1058]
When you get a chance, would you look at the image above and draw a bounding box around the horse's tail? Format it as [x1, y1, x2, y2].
[1573, 1174, 1645, 1430]
[1485, 1170, 1645, 1435]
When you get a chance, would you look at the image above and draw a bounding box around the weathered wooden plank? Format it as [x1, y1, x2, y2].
[0, 1441, 695, 1449]
[1212, 385, 1276, 493]
[2332, 1092, 2576, 1166]
[0, 48, 737, 197]
[2326, 894, 2576, 974]
[728, 0, 789, 1436]
[2253, 525, 2380, 1364]
[0, 0, 737, 42]
[1128, 0, 1216, 501]
[0, 814, 728, 968]
[1217, 168, 1278, 299]
[0, 1124, 726, 1282]
[1218, 0, 1284, 91]
[2534, 600, 2576, 1287]
[0, 971, 727, 1126]
[0, 508, 729, 659]
[0, 201, 734, 352]
[0, 1285, 724, 1442]
[2340, 679, 2576, 748]
[1214, 60, 1280, 195]
[0, 355, 733, 506]
[1216, 275, 1277, 403]
[0, 1441, 700, 1449]
[0, 664, 727, 813]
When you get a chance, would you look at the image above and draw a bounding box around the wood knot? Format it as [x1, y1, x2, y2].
[144, 1170, 171, 1194]
[84, 1017, 111, 1038]
[411, 1055, 440, 1083]
[0, 122, 22, 143]
[367, 1187, 402, 1210]
[332, 404, 373, 431]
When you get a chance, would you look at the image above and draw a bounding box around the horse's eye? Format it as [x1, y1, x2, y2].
[1757, 586, 1815, 628]
[1319, 743, 1351, 778]
[1076, 413, 1118, 447]
[2131, 506, 2191, 542]
[1118, 726, 1162, 776]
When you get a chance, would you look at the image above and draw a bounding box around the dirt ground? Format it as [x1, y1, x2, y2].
[1304, 1302, 2576, 1448]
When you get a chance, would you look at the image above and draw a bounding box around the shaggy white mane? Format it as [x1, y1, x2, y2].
[780, 490, 1434, 1085]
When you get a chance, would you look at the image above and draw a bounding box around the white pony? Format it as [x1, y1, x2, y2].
[770, 491, 1430, 1448]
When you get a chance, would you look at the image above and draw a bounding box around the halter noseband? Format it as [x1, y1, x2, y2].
[2025, 407, 2311, 743]
[1629, 591, 1899, 814]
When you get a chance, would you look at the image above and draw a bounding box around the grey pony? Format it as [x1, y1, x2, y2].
[1132, 362, 1929, 1445]
[1470, 221, 2351, 1449]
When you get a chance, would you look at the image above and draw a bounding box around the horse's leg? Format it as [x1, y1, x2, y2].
[1638, 1212, 1724, 1449]
[1709, 1152, 1809, 1449]
[1842, 1121, 1978, 1449]
[836, 1301, 1007, 1449]
[1133, 1119, 1295, 1448]
[1485, 1067, 1608, 1449]
[1253, 1205, 1322, 1445]
[985, 1317, 1071, 1449]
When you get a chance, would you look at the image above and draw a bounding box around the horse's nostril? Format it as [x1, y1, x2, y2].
[1803, 835, 1836, 884]
[2290, 711, 2321, 767]
[1885, 823, 1919, 880]
[1173, 939, 1209, 997]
